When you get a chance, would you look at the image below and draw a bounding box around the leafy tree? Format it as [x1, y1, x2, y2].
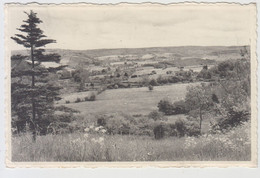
[11, 10, 64, 140]
[185, 84, 214, 134]
[157, 99, 174, 115]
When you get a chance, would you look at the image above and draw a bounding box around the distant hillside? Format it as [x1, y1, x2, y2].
[50, 46, 248, 58]
[12, 46, 249, 67]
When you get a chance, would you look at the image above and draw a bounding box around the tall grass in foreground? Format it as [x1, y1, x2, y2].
[12, 122, 250, 162]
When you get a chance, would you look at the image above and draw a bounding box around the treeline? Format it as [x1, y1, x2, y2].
[157, 48, 250, 136]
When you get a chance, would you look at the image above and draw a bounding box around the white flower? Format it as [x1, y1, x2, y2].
[101, 129, 107, 133]
[72, 138, 80, 144]
[84, 133, 89, 138]
[84, 128, 90, 132]
[99, 137, 104, 142]
[98, 137, 104, 145]
[91, 138, 97, 143]
[95, 127, 100, 131]
[89, 125, 94, 129]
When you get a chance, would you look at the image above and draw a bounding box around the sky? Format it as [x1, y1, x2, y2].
[6, 3, 256, 50]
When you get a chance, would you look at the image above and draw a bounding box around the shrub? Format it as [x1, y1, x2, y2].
[148, 110, 163, 121]
[114, 84, 118, 89]
[89, 92, 96, 101]
[97, 86, 106, 95]
[163, 118, 200, 138]
[65, 100, 70, 104]
[174, 119, 186, 137]
[75, 98, 81, 103]
[96, 116, 106, 126]
[153, 124, 166, 139]
[168, 76, 180, 83]
[149, 79, 158, 86]
[84, 96, 89, 101]
[158, 99, 188, 115]
[101, 114, 154, 136]
[212, 108, 250, 132]
[148, 85, 153, 91]
[185, 121, 200, 137]
[46, 113, 83, 134]
[172, 100, 188, 114]
[157, 75, 168, 84]
[157, 99, 174, 115]
[131, 116, 154, 136]
[105, 116, 131, 135]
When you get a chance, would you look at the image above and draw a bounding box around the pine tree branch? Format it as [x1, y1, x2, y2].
[35, 39, 56, 47]
[11, 54, 28, 61]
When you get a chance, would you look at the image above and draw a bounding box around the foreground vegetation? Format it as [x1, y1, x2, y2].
[12, 121, 250, 161]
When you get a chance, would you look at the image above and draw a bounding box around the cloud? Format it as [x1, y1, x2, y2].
[7, 4, 254, 50]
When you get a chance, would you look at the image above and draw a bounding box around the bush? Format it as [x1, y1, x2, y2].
[96, 116, 106, 126]
[84, 93, 96, 101]
[157, 75, 168, 84]
[174, 119, 187, 137]
[148, 85, 153, 91]
[105, 116, 131, 135]
[114, 84, 118, 89]
[149, 79, 158, 86]
[168, 76, 180, 83]
[148, 110, 163, 121]
[89, 92, 96, 101]
[158, 99, 188, 115]
[172, 100, 188, 114]
[75, 98, 81, 103]
[153, 124, 166, 139]
[163, 118, 200, 137]
[46, 113, 83, 134]
[97, 86, 106, 95]
[158, 99, 174, 115]
[65, 100, 70, 104]
[212, 108, 250, 132]
[101, 114, 154, 136]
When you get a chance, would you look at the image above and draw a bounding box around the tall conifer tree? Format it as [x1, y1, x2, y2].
[11, 10, 62, 141]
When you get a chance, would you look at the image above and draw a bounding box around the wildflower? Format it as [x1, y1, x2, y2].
[95, 127, 100, 131]
[89, 125, 94, 129]
[84, 128, 90, 132]
[91, 138, 97, 143]
[99, 137, 104, 143]
[84, 133, 89, 138]
[101, 129, 107, 133]
[72, 138, 80, 144]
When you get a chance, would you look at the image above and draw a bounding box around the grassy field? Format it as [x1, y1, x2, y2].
[62, 83, 198, 116]
[12, 122, 250, 162]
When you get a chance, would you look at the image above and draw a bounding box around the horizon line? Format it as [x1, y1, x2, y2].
[11, 45, 249, 52]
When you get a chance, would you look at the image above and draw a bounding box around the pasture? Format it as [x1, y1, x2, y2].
[62, 83, 197, 116]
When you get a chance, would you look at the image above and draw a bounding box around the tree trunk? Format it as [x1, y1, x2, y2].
[199, 108, 203, 135]
[31, 45, 36, 141]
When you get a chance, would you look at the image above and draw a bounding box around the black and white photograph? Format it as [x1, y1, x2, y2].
[4, 3, 257, 167]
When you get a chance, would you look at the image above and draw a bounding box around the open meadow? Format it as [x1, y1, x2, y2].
[62, 83, 197, 116]
[12, 121, 250, 162]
